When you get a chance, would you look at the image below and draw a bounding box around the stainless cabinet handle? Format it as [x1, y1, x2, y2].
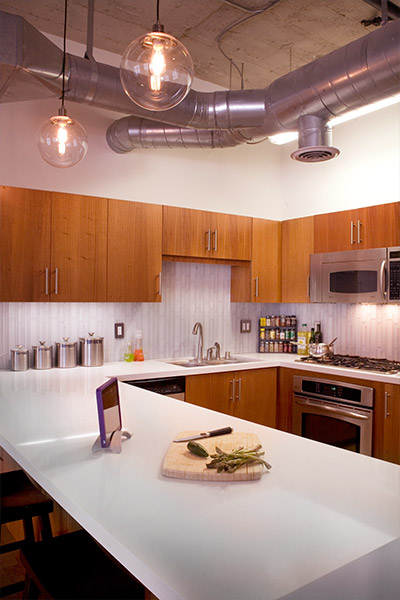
[213, 229, 218, 252]
[350, 220, 355, 244]
[357, 220, 362, 244]
[54, 267, 59, 295]
[236, 378, 242, 402]
[230, 379, 236, 402]
[45, 267, 49, 296]
[205, 228, 211, 251]
[158, 271, 162, 296]
[254, 276, 259, 298]
[384, 391, 390, 418]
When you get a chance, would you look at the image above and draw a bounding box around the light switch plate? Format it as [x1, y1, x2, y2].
[114, 322, 124, 339]
[240, 319, 251, 333]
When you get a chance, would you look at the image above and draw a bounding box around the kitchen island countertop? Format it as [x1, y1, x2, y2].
[0, 364, 399, 600]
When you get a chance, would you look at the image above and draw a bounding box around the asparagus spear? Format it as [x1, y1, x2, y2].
[206, 444, 272, 473]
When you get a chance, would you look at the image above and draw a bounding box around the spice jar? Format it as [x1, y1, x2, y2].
[11, 345, 29, 371]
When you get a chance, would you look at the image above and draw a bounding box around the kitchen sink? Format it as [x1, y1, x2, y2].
[166, 356, 258, 368]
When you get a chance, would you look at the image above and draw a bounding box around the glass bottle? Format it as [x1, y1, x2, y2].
[309, 327, 316, 344]
[124, 342, 134, 362]
[314, 322, 322, 343]
[134, 330, 144, 361]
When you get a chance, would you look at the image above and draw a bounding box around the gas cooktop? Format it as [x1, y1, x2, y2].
[296, 354, 400, 374]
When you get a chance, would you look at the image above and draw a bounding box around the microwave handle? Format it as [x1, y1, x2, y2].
[379, 259, 387, 301]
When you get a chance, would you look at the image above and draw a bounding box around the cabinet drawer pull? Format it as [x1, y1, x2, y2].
[236, 378, 242, 402]
[350, 220, 355, 245]
[213, 229, 218, 252]
[254, 276, 259, 298]
[45, 267, 49, 296]
[158, 271, 162, 297]
[205, 228, 211, 251]
[384, 391, 390, 418]
[54, 267, 59, 295]
[357, 220, 362, 244]
[230, 379, 236, 402]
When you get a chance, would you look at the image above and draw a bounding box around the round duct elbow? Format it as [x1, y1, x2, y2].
[290, 114, 339, 162]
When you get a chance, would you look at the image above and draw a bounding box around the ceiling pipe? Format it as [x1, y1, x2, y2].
[1, 11, 400, 160]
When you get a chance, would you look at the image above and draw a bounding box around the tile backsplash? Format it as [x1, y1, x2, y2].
[1, 261, 399, 369]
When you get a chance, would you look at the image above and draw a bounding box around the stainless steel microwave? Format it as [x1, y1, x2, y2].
[310, 247, 400, 304]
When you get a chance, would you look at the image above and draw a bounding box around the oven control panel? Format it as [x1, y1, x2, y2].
[293, 376, 374, 408]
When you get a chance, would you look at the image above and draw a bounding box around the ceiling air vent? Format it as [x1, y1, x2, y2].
[290, 145, 340, 162]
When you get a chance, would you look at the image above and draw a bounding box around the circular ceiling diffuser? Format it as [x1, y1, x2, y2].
[290, 146, 340, 162]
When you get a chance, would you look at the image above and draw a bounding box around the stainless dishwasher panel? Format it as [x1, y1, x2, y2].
[124, 377, 185, 401]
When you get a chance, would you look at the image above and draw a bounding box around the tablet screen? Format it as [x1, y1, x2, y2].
[96, 378, 122, 448]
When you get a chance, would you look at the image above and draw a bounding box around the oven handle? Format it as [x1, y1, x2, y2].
[294, 398, 370, 420]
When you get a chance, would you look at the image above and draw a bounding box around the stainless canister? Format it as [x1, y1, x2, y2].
[11, 345, 29, 371]
[32, 341, 53, 370]
[79, 333, 104, 367]
[56, 337, 77, 368]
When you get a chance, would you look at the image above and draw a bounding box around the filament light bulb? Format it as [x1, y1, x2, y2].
[37, 114, 88, 168]
[120, 31, 194, 111]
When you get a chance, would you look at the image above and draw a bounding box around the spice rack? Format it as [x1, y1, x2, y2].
[258, 315, 297, 354]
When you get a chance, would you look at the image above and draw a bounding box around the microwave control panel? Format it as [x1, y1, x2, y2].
[388, 247, 400, 302]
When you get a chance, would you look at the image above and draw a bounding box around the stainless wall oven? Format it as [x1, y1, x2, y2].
[292, 376, 374, 456]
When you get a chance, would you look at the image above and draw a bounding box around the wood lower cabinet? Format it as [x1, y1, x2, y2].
[186, 368, 277, 427]
[107, 199, 162, 302]
[281, 216, 314, 303]
[314, 202, 400, 253]
[162, 205, 252, 261]
[0, 187, 108, 302]
[231, 219, 281, 302]
[373, 383, 400, 465]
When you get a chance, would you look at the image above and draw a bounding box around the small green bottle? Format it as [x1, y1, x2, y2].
[124, 342, 134, 362]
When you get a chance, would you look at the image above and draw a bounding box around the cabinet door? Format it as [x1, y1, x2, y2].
[358, 202, 400, 249]
[162, 206, 210, 258]
[382, 384, 400, 465]
[313, 209, 355, 252]
[108, 199, 162, 302]
[281, 216, 313, 303]
[185, 373, 232, 415]
[0, 186, 51, 301]
[232, 368, 277, 427]
[231, 219, 281, 302]
[211, 213, 252, 260]
[50, 193, 108, 302]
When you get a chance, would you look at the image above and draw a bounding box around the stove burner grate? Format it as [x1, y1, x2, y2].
[297, 354, 400, 374]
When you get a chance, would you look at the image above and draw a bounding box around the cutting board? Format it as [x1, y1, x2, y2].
[161, 431, 264, 481]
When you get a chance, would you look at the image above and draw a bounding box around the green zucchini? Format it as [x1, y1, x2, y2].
[187, 441, 209, 457]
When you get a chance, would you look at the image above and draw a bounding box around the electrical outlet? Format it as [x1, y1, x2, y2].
[240, 319, 251, 333]
[114, 323, 124, 339]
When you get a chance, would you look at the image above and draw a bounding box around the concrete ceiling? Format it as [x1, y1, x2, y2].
[0, 0, 399, 90]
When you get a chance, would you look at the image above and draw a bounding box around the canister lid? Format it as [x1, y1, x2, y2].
[79, 332, 104, 342]
[32, 341, 52, 350]
[56, 337, 77, 347]
[11, 344, 28, 354]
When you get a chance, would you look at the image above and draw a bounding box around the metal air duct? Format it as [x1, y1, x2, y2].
[1, 11, 400, 161]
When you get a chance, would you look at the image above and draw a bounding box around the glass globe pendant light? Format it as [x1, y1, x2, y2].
[37, 0, 88, 168]
[120, 0, 194, 111]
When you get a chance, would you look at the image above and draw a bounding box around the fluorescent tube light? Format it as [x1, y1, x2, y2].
[268, 93, 400, 145]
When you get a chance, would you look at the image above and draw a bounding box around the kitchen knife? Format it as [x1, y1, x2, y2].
[173, 427, 233, 443]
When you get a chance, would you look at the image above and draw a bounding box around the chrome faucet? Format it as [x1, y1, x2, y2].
[214, 341, 221, 360]
[192, 322, 204, 363]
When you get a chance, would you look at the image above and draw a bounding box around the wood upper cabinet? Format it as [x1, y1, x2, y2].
[50, 192, 108, 302]
[186, 368, 277, 428]
[231, 218, 281, 302]
[0, 187, 107, 302]
[1, 186, 51, 302]
[281, 216, 314, 303]
[314, 202, 400, 253]
[162, 205, 252, 261]
[107, 199, 162, 302]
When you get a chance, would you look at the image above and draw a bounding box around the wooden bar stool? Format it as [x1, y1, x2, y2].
[0, 469, 54, 596]
[19, 529, 146, 599]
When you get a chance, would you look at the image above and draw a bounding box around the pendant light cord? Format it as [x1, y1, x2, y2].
[60, 0, 68, 112]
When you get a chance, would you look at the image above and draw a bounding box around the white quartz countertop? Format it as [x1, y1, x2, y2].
[0, 362, 399, 600]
